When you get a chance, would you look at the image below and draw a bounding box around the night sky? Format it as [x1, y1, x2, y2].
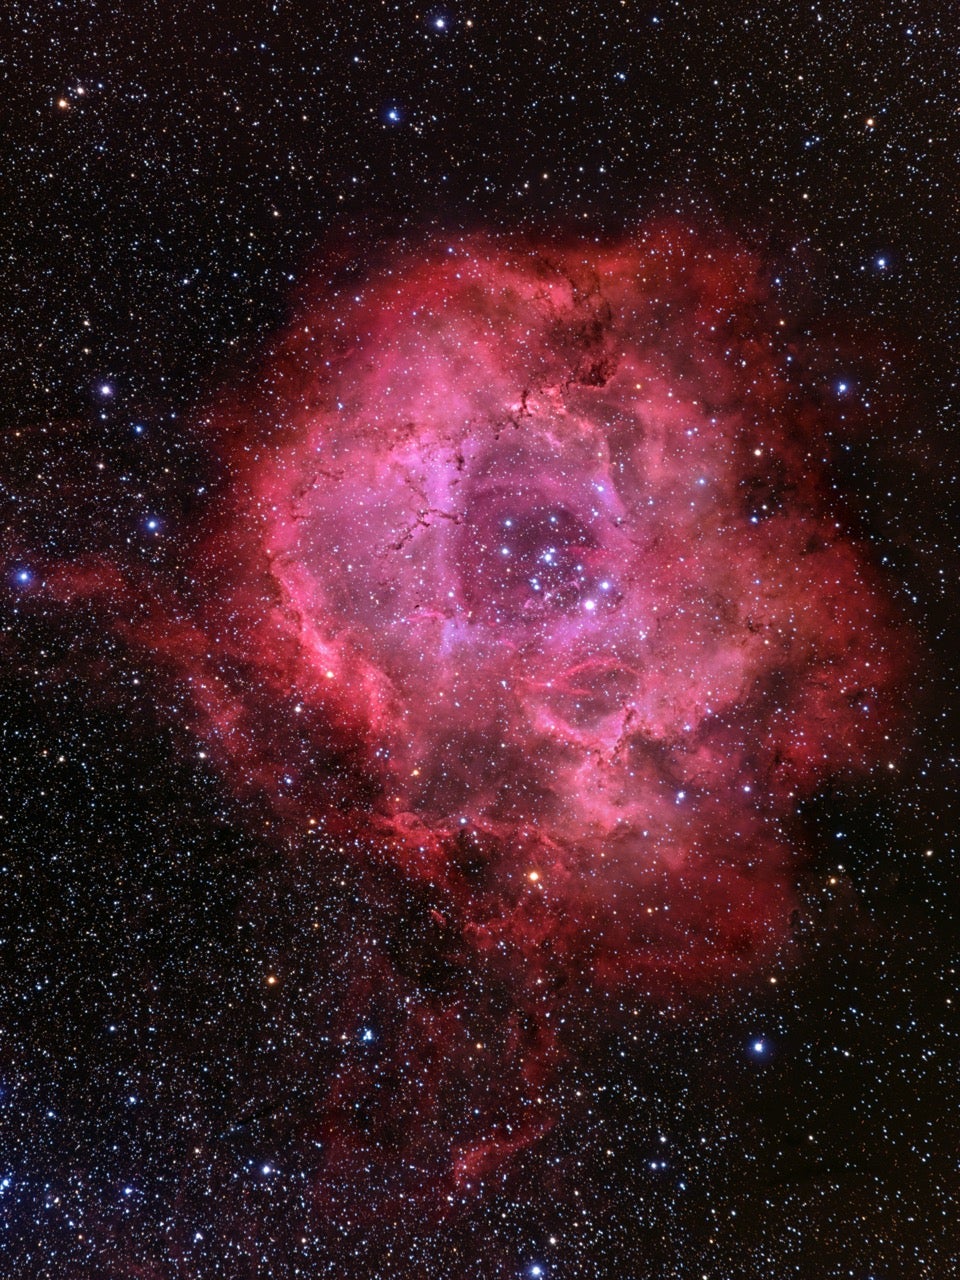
[3, 4, 959, 1278]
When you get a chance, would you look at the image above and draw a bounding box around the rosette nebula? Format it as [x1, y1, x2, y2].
[147, 223, 905, 997]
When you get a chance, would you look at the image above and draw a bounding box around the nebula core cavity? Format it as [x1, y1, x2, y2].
[178, 225, 902, 990]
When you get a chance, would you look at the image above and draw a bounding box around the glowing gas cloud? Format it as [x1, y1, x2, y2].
[122, 222, 904, 994]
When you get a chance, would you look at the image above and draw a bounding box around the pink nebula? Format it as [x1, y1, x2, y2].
[137, 222, 905, 994]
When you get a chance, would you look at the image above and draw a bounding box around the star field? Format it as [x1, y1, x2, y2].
[2, 3, 958, 1278]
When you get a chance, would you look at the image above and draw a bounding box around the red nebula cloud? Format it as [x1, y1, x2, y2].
[114, 220, 904, 1000]
[32, 220, 911, 1215]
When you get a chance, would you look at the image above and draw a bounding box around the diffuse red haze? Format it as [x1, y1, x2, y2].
[35, 221, 911, 1215]
[156, 222, 905, 993]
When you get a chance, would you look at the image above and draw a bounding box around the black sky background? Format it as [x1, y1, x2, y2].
[1, 3, 958, 1277]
